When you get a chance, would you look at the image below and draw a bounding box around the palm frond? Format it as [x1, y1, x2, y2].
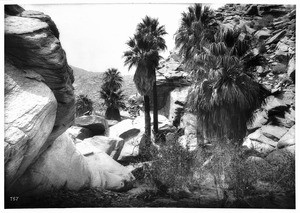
[174, 3, 218, 62]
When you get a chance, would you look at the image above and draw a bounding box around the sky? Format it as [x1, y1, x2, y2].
[20, 2, 225, 74]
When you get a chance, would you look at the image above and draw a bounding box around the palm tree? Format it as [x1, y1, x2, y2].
[75, 94, 94, 117]
[100, 68, 126, 121]
[124, 36, 158, 147]
[123, 16, 166, 149]
[186, 28, 269, 144]
[175, 3, 217, 65]
[136, 16, 167, 135]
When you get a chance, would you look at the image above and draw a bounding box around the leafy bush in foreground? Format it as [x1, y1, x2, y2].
[143, 134, 196, 193]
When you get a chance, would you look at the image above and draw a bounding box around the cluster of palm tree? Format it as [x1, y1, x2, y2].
[75, 94, 94, 117]
[100, 68, 126, 121]
[123, 16, 167, 148]
[175, 4, 269, 144]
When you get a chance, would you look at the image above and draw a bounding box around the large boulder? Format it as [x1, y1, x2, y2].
[5, 6, 76, 151]
[109, 118, 143, 161]
[79, 136, 125, 160]
[117, 132, 145, 161]
[66, 126, 93, 141]
[109, 119, 140, 140]
[75, 115, 109, 136]
[9, 132, 91, 196]
[85, 151, 135, 183]
[9, 132, 134, 196]
[111, 114, 174, 161]
[5, 62, 57, 190]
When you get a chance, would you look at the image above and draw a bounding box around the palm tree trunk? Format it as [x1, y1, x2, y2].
[152, 76, 159, 139]
[144, 95, 151, 147]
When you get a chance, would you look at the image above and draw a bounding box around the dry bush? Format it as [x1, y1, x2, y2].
[193, 140, 295, 206]
[144, 134, 196, 192]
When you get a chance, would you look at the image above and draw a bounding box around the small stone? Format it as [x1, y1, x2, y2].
[256, 66, 264, 73]
[254, 29, 272, 40]
[277, 125, 295, 148]
[266, 30, 287, 45]
[261, 125, 289, 141]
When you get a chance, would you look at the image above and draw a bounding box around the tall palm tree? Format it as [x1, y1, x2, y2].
[100, 68, 126, 121]
[124, 35, 159, 148]
[187, 28, 269, 144]
[136, 16, 167, 135]
[123, 16, 166, 149]
[175, 3, 217, 65]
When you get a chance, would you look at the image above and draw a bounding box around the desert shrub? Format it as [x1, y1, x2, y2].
[193, 141, 237, 199]
[195, 141, 295, 205]
[75, 94, 94, 117]
[264, 150, 295, 192]
[144, 134, 196, 192]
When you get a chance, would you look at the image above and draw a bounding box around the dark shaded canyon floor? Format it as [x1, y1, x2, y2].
[5, 185, 295, 209]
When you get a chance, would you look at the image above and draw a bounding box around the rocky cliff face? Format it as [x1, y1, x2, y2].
[5, 6, 76, 146]
[5, 5, 133, 196]
[5, 5, 75, 192]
